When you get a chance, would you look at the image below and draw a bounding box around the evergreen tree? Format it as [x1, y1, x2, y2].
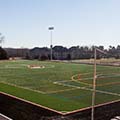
[0, 47, 8, 60]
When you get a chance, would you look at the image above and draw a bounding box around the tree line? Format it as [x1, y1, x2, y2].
[29, 45, 120, 60]
[0, 45, 120, 60]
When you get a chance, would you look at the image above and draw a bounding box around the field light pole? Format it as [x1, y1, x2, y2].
[48, 27, 54, 61]
[91, 47, 97, 120]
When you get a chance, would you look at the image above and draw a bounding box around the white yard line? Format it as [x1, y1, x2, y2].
[54, 81, 120, 97]
[46, 87, 78, 94]
[54, 78, 92, 86]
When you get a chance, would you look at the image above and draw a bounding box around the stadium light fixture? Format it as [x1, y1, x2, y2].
[48, 27, 54, 61]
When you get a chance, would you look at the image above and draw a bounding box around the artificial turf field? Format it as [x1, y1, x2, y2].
[0, 60, 120, 113]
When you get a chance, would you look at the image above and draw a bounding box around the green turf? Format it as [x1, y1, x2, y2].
[0, 60, 120, 113]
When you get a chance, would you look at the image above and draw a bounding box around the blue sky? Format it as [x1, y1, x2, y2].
[0, 0, 120, 48]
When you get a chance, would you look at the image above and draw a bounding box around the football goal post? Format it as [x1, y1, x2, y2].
[91, 47, 107, 120]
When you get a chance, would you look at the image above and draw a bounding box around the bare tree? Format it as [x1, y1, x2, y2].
[0, 33, 5, 47]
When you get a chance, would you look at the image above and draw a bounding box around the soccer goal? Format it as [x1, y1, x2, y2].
[91, 47, 120, 120]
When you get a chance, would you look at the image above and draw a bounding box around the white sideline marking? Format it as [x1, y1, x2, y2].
[0, 81, 46, 94]
[0, 113, 12, 120]
[54, 81, 120, 97]
[46, 88, 78, 94]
